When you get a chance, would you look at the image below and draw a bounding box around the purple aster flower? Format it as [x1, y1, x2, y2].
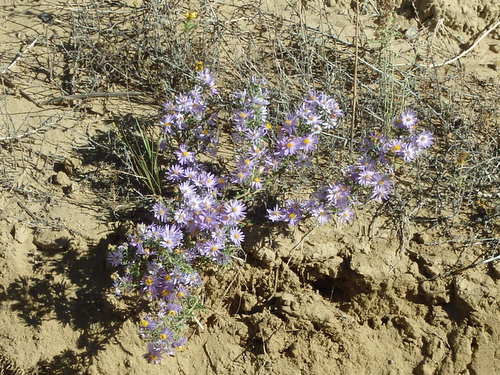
[198, 212, 219, 230]
[281, 115, 298, 134]
[172, 337, 188, 349]
[371, 174, 393, 202]
[250, 175, 263, 190]
[299, 134, 318, 153]
[229, 227, 245, 246]
[197, 68, 218, 95]
[107, 247, 123, 267]
[267, 205, 283, 222]
[178, 181, 196, 198]
[326, 183, 351, 207]
[234, 109, 253, 123]
[183, 167, 198, 181]
[159, 328, 174, 342]
[224, 200, 246, 221]
[282, 204, 303, 226]
[385, 139, 405, 155]
[165, 302, 182, 316]
[356, 169, 376, 186]
[166, 164, 185, 182]
[337, 207, 355, 223]
[199, 240, 222, 257]
[394, 110, 418, 132]
[414, 130, 433, 149]
[160, 113, 176, 134]
[144, 343, 164, 364]
[304, 112, 322, 126]
[401, 142, 420, 162]
[279, 137, 300, 156]
[304, 90, 321, 106]
[311, 205, 332, 225]
[175, 144, 195, 165]
[203, 172, 218, 189]
[153, 202, 168, 222]
[129, 234, 145, 255]
[160, 224, 183, 250]
[232, 169, 251, 185]
[173, 208, 188, 225]
[138, 316, 158, 331]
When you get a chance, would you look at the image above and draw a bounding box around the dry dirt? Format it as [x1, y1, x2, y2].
[0, 1, 499, 374]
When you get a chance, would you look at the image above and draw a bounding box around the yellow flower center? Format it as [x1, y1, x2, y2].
[145, 277, 154, 286]
[140, 319, 149, 327]
[184, 11, 198, 20]
[195, 61, 204, 71]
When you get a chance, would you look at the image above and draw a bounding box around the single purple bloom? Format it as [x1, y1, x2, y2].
[172, 337, 188, 349]
[401, 142, 420, 162]
[224, 200, 247, 221]
[165, 302, 182, 316]
[414, 130, 433, 149]
[337, 207, 355, 223]
[229, 227, 245, 246]
[175, 144, 195, 165]
[166, 164, 185, 182]
[153, 202, 168, 222]
[395, 110, 418, 132]
[267, 205, 283, 222]
[160, 224, 183, 250]
[144, 343, 164, 364]
[106, 248, 123, 267]
[178, 181, 196, 198]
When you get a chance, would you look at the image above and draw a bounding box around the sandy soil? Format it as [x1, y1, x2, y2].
[0, 1, 498, 374]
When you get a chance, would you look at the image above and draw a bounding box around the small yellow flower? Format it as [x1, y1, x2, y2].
[139, 319, 149, 328]
[195, 60, 204, 71]
[184, 11, 198, 21]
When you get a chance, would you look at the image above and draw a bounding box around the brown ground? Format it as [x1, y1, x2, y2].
[0, 1, 499, 374]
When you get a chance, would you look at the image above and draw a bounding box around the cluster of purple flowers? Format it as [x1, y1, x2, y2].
[228, 80, 344, 192]
[108, 68, 434, 364]
[108, 69, 251, 363]
[267, 110, 433, 226]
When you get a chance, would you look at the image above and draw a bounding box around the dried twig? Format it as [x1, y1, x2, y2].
[1, 38, 39, 74]
[419, 20, 500, 68]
